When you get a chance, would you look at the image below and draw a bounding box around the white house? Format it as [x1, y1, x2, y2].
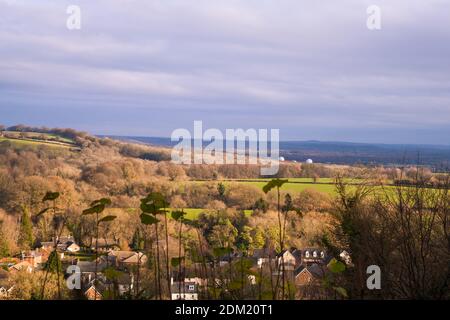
[66, 242, 81, 253]
[252, 248, 275, 268]
[39, 235, 80, 253]
[276, 250, 297, 271]
[171, 281, 199, 300]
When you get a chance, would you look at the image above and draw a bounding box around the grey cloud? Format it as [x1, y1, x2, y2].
[0, 0, 449, 143]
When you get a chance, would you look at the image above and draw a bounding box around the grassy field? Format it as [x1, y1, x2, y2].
[227, 180, 338, 195]
[3, 131, 74, 143]
[123, 207, 253, 220]
[0, 132, 79, 150]
[180, 208, 253, 220]
[225, 177, 337, 183]
[188, 179, 339, 195]
[188, 178, 404, 197]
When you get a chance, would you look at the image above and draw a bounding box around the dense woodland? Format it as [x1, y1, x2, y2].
[0, 126, 448, 300]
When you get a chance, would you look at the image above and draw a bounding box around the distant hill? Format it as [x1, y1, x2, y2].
[101, 135, 450, 169]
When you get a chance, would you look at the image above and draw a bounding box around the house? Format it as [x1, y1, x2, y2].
[295, 264, 327, 285]
[248, 274, 257, 285]
[38, 235, 80, 253]
[276, 250, 297, 272]
[20, 250, 43, 267]
[172, 270, 208, 287]
[294, 263, 328, 299]
[90, 238, 121, 252]
[66, 243, 80, 253]
[59, 241, 80, 253]
[80, 271, 107, 300]
[9, 260, 34, 273]
[113, 272, 134, 296]
[292, 248, 329, 267]
[39, 241, 55, 251]
[56, 235, 80, 252]
[252, 247, 276, 268]
[107, 272, 134, 296]
[171, 281, 199, 300]
[0, 285, 14, 299]
[76, 258, 108, 273]
[0, 270, 13, 299]
[84, 284, 103, 300]
[107, 251, 147, 270]
[81, 271, 133, 299]
[217, 251, 243, 267]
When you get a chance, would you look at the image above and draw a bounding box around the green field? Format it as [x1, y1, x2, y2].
[179, 208, 253, 220]
[228, 180, 338, 195]
[123, 207, 253, 220]
[225, 177, 337, 183]
[0, 137, 75, 150]
[0, 132, 78, 150]
[188, 178, 402, 197]
[3, 131, 74, 143]
[188, 179, 339, 195]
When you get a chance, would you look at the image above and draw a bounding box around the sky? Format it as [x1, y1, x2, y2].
[1, 0, 450, 144]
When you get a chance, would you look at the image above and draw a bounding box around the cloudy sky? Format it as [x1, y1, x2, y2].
[1, 0, 450, 144]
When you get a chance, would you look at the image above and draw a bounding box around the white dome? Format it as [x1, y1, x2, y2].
[305, 159, 313, 164]
[279, 156, 285, 162]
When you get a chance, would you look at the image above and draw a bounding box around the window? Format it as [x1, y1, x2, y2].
[305, 251, 310, 258]
[321, 251, 325, 258]
[189, 285, 195, 291]
[313, 251, 317, 258]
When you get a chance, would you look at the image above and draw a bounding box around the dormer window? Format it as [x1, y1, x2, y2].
[305, 251, 310, 258]
[321, 251, 325, 258]
[313, 251, 318, 258]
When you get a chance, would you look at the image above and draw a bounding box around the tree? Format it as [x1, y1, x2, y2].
[0, 220, 10, 257]
[237, 226, 254, 251]
[44, 251, 62, 273]
[10, 270, 64, 300]
[208, 219, 238, 248]
[131, 227, 144, 251]
[262, 178, 288, 300]
[0, 124, 5, 137]
[226, 184, 265, 209]
[282, 193, 293, 213]
[217, 182, 226, 200]
[253, 198, 268, 213]
[37, 191, 63, 300]
[140, 192, 169, 299]
[328, 172, 450, 300]
[251, 227, 265, 249]
[171, 209, 187, 300]
[18, 206, 34, 250]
